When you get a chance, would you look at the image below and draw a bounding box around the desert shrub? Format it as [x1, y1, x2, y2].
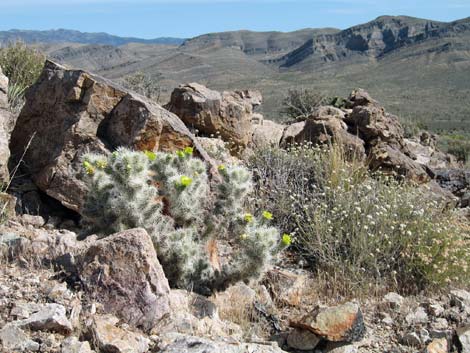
[247, 143, 470, 295]
[439, 132, 470, 164]
[281, 88, 327, 122]
[81, 147, 287, 295]
[0, 41, 45, 110]
[122, 71, 162, 103]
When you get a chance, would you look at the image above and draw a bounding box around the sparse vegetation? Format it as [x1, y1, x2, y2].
[0, 41, 45, 111]
[81, 147, 287, 295]
[247, 143, 470, 296]
[439, 132, 470, 164]
[122, 71, 162, 103]
[281, 88, 327, 121]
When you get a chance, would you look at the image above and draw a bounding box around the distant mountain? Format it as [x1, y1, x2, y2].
[277, 16, 470, 69]
[0, 29, 185, 46]
[4, 16, 470, 132]
[180, 28, 340, 60]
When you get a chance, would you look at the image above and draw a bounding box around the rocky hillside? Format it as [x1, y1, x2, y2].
[27, 15, 470, 130]
[1, 56, 470, 352]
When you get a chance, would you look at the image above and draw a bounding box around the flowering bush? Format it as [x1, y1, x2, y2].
[248, 143, 470, 294]
[81, 147, 286, 294]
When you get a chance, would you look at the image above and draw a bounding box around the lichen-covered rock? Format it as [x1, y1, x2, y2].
[291, 302, 365, 343]
[166, 83, 261, 147]
[9, 61, 211, 212]
[77, 228, 170, 332]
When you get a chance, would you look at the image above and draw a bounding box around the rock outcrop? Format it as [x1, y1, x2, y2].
[166, 83, 262, 148]
[77, 228, 170, 332]
[0, 67, 12, 184]
[9, 61, 212, 212]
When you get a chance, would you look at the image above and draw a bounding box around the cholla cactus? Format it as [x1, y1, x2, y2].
[81, 147, 287, 294]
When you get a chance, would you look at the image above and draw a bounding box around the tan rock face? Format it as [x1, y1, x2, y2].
[9, 61, 211, 212]
[167, 83, 260, 148]
[251, 119, 285, 148]
[77, 228, 171, 332]
[425, 338, 448, 353]
[368, 143, 430, 183]
[292, 302, 365, 343]
[90, 315, 150, 353]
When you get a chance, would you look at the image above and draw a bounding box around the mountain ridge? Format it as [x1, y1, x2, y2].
[0, 28, 185, 46]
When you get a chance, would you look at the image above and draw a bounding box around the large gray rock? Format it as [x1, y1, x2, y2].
[167, 83, 261, 148]
[9, 61, 212, 212]
[0, 66, 8, 109]
[77, 228, 170, 332]
[160, 335, 286, 353]
[16, 303, 73, 334]
[61, 337, 95, 353]
[0, 323, 40, 351]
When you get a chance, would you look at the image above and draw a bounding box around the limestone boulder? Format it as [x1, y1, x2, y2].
[9, 61, 211, 212]
[166, 83, 261, 147]
[77, 228, 170, 332]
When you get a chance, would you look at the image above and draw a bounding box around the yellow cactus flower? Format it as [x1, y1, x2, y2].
[240, 233, 248, 240]
[282, 234, 292, 246]
[218, 164, 226, 171]
[96, 160, 107, 169]
[180, 176, 193, 187]
[244, 213, 253, 223]
[184, 146, 194, 155]
[144, 150, 156, 161]
[262, 211, 273, 220]
[82, 161, 95, 175]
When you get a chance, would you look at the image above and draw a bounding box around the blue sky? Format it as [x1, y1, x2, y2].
[0, 0, 468, 38]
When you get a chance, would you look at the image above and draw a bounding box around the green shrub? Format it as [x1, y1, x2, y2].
[281, 88, 327, 122]
[81, 147, 286, 295]
[0, 41, 45, 110]
[247, 143, 470, 295]
[122, 71, 162, 103]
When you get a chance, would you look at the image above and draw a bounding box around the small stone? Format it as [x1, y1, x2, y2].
[286, 328, 321, 351]
[451, 290, 470, 309]
[457, 326, 470, 353]
[0, 323, 40, 351]
[292, 302, 365, 342]
[401, 332, 421, 347]
[90, 315, 150, 353]
[17, 303, 73, 334]
[61, 336, 94, 353]
[324, 342, 358, 353]
[427, 304, 445, 317]
[10, 302, 42, 319]
[431, 318, 449, 331]
[405, 307, 428, 325]
[384, 292, 404, 309]
[20, 214, 45, 228]
[424, 338, 448, 353]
